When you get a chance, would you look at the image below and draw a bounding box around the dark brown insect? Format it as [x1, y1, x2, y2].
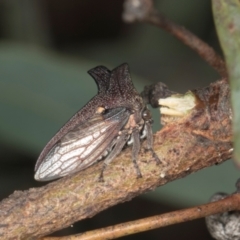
[34, 63, 160, 181]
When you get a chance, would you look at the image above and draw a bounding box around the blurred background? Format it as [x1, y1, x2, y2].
[0, 0, 238, 239]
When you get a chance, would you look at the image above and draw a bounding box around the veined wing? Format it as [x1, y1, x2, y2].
[34, 107, 131, 181]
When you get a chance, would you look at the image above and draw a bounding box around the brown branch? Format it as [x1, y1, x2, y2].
[41, 193, 240, 240]
[123, 0, 228, 78]
[0, 79, 232, 239]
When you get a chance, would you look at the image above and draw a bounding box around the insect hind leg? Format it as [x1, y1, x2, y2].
[98, 132, 129, 182]
[131, 128, 142, 178]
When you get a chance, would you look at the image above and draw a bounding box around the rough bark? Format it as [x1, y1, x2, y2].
[0, 79, 232, 239]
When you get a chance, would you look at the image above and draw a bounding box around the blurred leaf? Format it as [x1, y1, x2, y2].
[212, 0, 240, 165]
[0, 43, 97, 154]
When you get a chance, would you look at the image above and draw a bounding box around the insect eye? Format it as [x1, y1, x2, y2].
[142, 108, 151, 120]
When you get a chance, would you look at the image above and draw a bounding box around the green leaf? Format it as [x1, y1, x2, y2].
[212, 0, 240, 164]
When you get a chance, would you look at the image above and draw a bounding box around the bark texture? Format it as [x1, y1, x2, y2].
[0, 79, 232, 239]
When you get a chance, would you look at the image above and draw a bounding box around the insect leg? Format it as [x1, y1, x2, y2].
[131, 128, 142, 178]
[145, 122, 162, 165]
[99, 132, 129, 182]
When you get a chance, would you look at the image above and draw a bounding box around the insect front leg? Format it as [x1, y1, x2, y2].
[145, 121, 162, 165]
[99, 131, 129, 182]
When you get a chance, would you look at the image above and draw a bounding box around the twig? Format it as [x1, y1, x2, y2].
[0, 79, 232, 239]
[41, 193, 240, 240]
[123, 0, 228, 78]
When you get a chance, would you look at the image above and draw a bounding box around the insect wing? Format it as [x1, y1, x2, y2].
[34, 107, 131, 181]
